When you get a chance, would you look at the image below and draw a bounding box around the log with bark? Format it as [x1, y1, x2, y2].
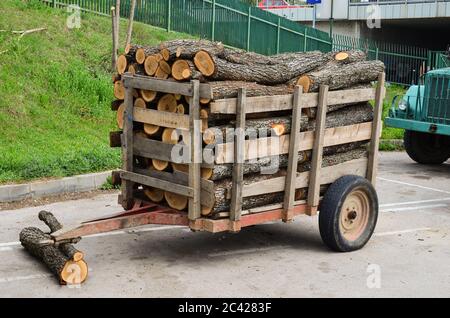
[203, 103, 373, 145]
[19, 227, 88, 285]
[194, 50, 329, 84]
[203, 147, 368, 215]
[159, 39, 225, 61]
[295, 60, 385, 93]
[207, 141, 368, 181]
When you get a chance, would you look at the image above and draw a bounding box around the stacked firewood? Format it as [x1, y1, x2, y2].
[111, 39, 385, 218]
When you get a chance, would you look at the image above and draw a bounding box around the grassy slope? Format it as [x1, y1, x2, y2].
[0, 0, 192, 183]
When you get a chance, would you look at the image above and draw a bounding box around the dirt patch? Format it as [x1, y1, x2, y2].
[0, 189, 119, 211]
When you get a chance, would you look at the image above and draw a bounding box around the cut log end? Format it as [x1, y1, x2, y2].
[144, 124, 160, 136]
[114, 81, 125, 100]
[159, 60, 172, 75]
[117, 103, 125, 129]
[335, 52, 350, 62]
[134, 97, 147, 109]
[152, 159, 169, 171]
[164, 191, 188, 211]
[194, 50, 215, 77]
[161, 48, 170, 61]
[157, 94, 178, 112]
[155, 66, 169, 79]
[60, 259, 88, 285]
[297, 75, 311, 93]
[144, 187, 164, 203]
[117, 55, 128, 75]
[172, 60, 191, 81]
[135, 48, 146, 64]
[140, 89, 157, 102]
[144, 55, 159, 76]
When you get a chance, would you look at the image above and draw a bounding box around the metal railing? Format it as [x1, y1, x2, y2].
[349, 0, 450, 5]
[39, 0, 447, 86]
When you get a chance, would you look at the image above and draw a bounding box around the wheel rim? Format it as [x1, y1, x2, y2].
[339, 189, 370, 241]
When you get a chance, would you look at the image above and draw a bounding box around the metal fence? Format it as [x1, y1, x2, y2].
[40, 0, 447, 86]
[333, 34, 431, 85]
[41, 0, 332, 55]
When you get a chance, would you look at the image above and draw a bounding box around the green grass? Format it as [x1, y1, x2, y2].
[0, 0, 192, 184]
[381, 83, 407, 140]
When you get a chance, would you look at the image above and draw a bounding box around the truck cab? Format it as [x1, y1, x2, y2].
[385, 68, 450, 164]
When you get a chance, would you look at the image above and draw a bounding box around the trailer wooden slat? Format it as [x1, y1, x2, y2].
[214, 121, 373, 164]
[210, 87, 376, 114]
[122, 74, 212, 99]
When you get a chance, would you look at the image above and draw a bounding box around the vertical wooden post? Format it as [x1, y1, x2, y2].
[188, 80, 201, 221]
[120, 74, 135, 210]
[230, 88, 246, 226]
[211, 0, 216, 41]
[167, 0, 172, 32]
[125, 0, 137, 48]
[307, 85, 329, 216]
[283, 86, 303, 222]
[111, 6, 118, 70]
[367, 72, 385, 186]
[115, 0, 121, 51]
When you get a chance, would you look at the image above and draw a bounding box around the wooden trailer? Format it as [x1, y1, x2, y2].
[21, 72, 385, 284]
[47, 72, 385, 256]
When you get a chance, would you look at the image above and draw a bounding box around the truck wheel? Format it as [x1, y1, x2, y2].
[404, 130, 449, 164]
[319, 175, 378, 252]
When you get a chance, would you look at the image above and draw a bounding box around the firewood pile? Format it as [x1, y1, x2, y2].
[111, 39, 385, 218]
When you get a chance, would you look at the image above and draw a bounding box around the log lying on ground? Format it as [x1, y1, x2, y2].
[203, 147, 368, 215]
[296, 60, 385, 93]
[19, 227, 88, 285]
[203, 103, 373, 145]
[38, 211, 84, 262]
[194, 50, 329, 84]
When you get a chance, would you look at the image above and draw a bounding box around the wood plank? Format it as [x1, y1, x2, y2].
[215, 121, 373, 164]
[120, 85, 135, 209]
[367, 73, 385, 186]
[120, 171, 194, 198]
[242, 158, 368, 198]
[283, 86, 303, 221]
[110, 131, 122, 148]
[133, 134, 214, 166]
[189, 80, 202, 221]
[122, 74, 212, 99]
[134, 107, 190, 130]
[307, 85, 329, 211]
[133, 168, 215, 208]
[230, 88, 246, 222]
[210, 88, 376, 114]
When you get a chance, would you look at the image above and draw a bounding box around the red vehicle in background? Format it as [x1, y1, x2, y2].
[258, 0, 305, 9]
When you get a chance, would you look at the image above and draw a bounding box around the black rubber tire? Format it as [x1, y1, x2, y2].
[404, 130, 450, 165]
[319, 175, 379, 252]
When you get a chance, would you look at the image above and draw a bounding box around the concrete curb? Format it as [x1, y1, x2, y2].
[0, 171, 112, 203]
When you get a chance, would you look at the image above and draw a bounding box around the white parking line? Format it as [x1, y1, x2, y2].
[378, 177, 450, 195]
[0, 273, 53, 284]
[375, 227, 432, 237]
[380, 197, 450, 207]
[380, 204, 447, 213]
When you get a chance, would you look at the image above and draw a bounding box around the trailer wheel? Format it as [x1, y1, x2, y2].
[404, 130, 450, 164]
[319, 175, 378, 252]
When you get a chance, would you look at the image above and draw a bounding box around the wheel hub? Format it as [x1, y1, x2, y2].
[339, 189, 370, 241]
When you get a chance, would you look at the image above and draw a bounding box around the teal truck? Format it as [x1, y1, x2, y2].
[385, 68, 450, 164]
